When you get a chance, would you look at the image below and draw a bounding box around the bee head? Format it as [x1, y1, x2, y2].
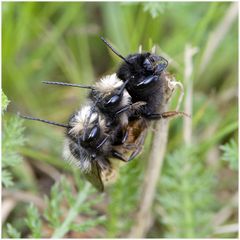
[122, 53, 168, 76]
[100, 37, 168, 81]
[92, 74, 129, 113]
[81, 122, 100, 144]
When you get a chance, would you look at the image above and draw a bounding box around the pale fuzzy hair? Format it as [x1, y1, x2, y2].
[95, 73, 131, 110]
[69, 105, 98, 135]
[95, 74, 123, 93]
[63, 138, 92, 172]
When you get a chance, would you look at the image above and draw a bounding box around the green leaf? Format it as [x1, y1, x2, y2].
[2, 170, 14, 188]
[2, 112, 26, 187]
[143, 2, 166, 18]
[43, 182, 63, 228]
[6, 223, 21, 238]
[51, 182, 93, 238]
[70, 215, 106, 232]
[157, 147, 215, 238]
[2, 116, 26, 167]
[220, 139, 238, 171]
[25, 203, 42, 238]
[2, 91, 10, 114]
[106, 158, 143, 237]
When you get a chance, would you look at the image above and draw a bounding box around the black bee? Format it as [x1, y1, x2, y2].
[100, 37, 188, 120]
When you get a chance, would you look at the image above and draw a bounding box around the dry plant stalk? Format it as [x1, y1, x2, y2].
[128, 72, 176, 238]
[213, 223, 239, 235]
[183, 45, 198, 145]
[212, 192, 238, 228]
[2, 198, 17, 223]
[129, 44, 198, 238]
[2, 189, 46, 211]
[199, 2, 238, 75]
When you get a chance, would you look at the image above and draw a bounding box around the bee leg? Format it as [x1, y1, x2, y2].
[123, 143, 138, 150]
[115, 102, 146, 116]
[115, 105, 131, 115]
[128, 147, 143, 161]
[112, 150, 128, 162]
[96, 136, 109, 149]
[127, 135, 145, 161]
[112, 127, 127, 145]
[121, 129, 128, 144]
[146, 111, 190, 120]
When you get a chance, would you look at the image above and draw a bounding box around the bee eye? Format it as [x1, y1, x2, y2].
[155, 58, 168, 74]
[136, 75, 159, 89]
[83, 125, 100, 143]
[143, 58, 153, 71]
[104, 95, 121, 107]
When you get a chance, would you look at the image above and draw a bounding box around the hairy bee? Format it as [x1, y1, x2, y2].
[43, 74, 146, 160]
[20, 105, 122, 191]
[101, 37, 188, 120]
[21, 74, 146, 191]
[63, 104, 114, 191]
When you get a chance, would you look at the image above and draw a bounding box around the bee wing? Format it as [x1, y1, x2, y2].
[101, 164, 120, 187]
[83, 161, 104, 192]
[113, 118, 148, 161]
[127, 126, 148, 161]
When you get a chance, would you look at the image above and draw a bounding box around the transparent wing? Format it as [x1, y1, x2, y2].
[83, 161, 104, 192]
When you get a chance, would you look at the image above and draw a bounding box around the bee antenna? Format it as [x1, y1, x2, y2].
[161, 56, 169, 67]
[42, 81, 94, 90]
[118, 79, 129, 95]
[100, 36, 131, 65]
[19, 113, 69, 128]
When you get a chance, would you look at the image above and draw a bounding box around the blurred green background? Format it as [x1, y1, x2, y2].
[2, 2, 238, 238]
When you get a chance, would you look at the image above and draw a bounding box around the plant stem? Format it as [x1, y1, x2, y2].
[128, 72, 173, 238]
[182, 45, 198, 237]
[51, 182, 91, 238]
[182, 177, 195, 237]
[183, 44, 198, 145]
[198, 2, 238, 75]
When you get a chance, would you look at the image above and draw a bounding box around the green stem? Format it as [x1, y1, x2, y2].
[51, 182, 92, 238]
[182, 178, 195, 237]
[198, 121, 238, 153]
[19, 147, 72, 171]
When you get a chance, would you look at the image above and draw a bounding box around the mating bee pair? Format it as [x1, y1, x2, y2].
[21, 37, 186, 191]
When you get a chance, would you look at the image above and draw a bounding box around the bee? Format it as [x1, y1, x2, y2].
[21, 74, 146, 191]
[20, 37, 188, 191]
[43, 74, 146, 160]
[19, 107, 114, 191]
[21, 104, 146, 191]
[100, 37, 188, 120]
[63, 104, 114, 191]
